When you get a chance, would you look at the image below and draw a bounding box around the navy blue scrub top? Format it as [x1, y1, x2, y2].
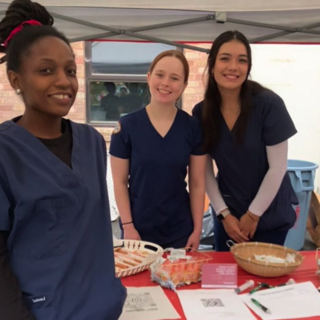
[0, 120, 126, 320]
[110, 108, 205, 246]
[193, 90, 298, 232]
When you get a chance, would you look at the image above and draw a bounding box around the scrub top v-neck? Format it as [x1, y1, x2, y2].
[0, 119, 126, 320]
[193, 90, 298, 232]
[37, 118, 72, 168]
[110, 107, 205, 246]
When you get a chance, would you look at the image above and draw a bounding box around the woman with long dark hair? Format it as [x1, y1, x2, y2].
[193, 30, 298, 251]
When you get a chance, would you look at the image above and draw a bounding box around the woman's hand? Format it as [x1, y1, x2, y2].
[239, 211, 259, 239]
[123, 224, 141, 241]
[185, 230, 202, 250]
[222, 214, 249, 243]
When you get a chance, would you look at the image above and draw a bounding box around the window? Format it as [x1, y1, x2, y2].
[89, 81, 150, 122]
[86, 41, 178, 125]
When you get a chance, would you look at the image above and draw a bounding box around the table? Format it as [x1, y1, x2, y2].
[121, 251, 320, 320]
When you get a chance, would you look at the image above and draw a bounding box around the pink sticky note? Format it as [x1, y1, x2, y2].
[201, 263, 238, 288]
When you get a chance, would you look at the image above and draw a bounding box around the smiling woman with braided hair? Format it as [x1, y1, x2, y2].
[0, 1, 126, 319]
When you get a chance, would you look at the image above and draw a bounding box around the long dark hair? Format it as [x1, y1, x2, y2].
[202, 30, 266, 152]
[0, 0, 70, 72]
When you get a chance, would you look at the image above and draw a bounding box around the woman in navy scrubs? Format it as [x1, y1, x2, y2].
[0, 1, 126, 319]
[110, 50, 206, 249]
[193, 31, 298, 251]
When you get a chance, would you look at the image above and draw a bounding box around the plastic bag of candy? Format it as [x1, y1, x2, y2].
[150, 248, 211, 291]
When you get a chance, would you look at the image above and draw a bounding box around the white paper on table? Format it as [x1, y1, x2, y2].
[177, 289, 257, 320]
[119, 286, 180, 320]
[240, 281, 320, 320]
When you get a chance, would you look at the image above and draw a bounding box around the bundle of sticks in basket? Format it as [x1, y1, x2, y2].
[114, 247, 150, 272]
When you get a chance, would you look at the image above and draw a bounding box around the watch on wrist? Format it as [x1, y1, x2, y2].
[217, 209, 230, 221]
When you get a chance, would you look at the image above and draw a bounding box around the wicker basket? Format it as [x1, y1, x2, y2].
[114, 239, 163, 278]
[230, 242, 304, 277]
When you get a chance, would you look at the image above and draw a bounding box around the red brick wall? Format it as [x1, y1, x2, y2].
[183, 44, 211, 114]
[0, 69, 23, 119]
[0, 42, 211, 144]
[65, 42, 86, 123]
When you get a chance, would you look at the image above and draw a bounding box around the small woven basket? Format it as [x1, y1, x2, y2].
[114, 239, 163, 278]
[230, 242, 304, 277]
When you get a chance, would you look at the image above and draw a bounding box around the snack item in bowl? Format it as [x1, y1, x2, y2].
[253, 253, 296, 264]
[114, 248, 149, 272]
[113, 239, 163, 277]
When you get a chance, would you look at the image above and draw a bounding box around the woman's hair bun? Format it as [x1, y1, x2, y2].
[0, 0, 54, 51]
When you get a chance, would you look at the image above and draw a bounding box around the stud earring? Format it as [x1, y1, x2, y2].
[16, 88, 21, 95]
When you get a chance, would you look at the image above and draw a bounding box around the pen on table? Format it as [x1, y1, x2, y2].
[249, 285, 262, 294]
[251, 298, 271, 314]
[257, 282, 274, 289]
[276, 278, 295, 287]
[254, 278, 295, 291]
[249, 283, 269, 294]
[258, 278, 296, 289]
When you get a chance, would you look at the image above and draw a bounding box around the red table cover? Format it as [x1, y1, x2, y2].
[121, 251, 320, 320]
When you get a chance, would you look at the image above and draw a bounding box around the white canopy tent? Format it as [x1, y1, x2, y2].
[1, 1, 320, 210]
[1, 1, 320, 52]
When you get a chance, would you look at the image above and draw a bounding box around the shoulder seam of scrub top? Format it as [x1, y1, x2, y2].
[0, 120, 14, 132]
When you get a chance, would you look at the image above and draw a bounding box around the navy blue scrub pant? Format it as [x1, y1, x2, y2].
[213, 219, 289, 252]
[120, 225, 190, 249]
[158, 233, 191, 250]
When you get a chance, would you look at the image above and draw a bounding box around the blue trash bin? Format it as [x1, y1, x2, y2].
[284, 160, 318, 250]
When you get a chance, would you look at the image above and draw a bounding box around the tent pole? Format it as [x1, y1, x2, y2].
[123, 32, 210, 53]
[249, 21, 320, 43]
[228, 18, 320, 36]
[70, 15, 215, 43]
[128, 15, 214, 33]
[50, 12, 121, 33]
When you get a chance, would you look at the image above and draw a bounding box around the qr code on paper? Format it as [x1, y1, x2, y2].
[125, 292, 157, 311]
[201, 298, 224, 308]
